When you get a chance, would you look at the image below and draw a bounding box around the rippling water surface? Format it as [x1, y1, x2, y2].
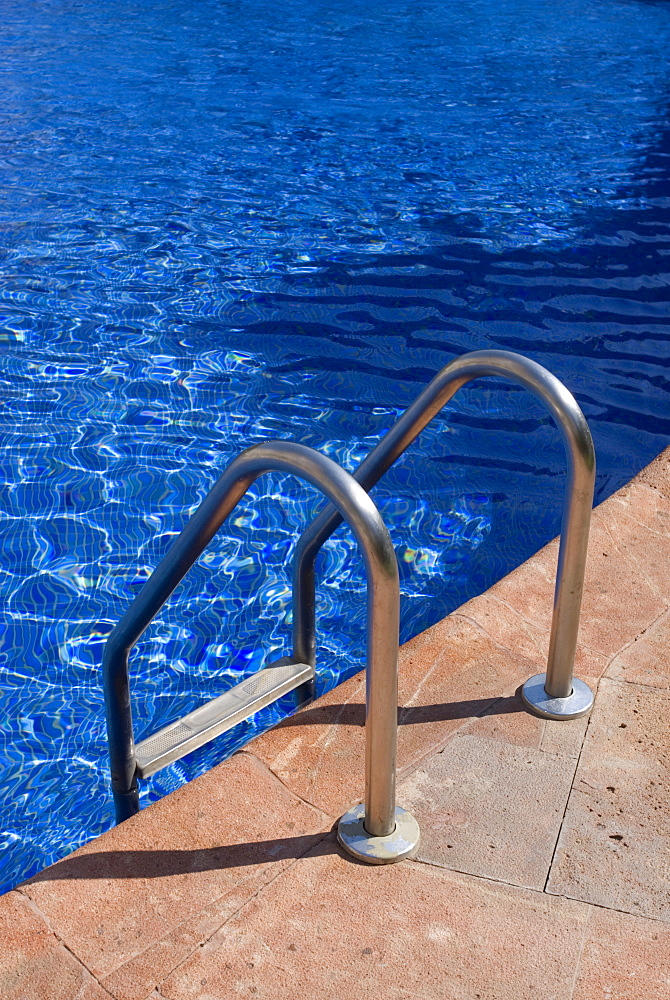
[1, 0, 670, 892]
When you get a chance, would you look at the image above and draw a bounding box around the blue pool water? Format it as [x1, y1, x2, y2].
[1, 0, 670, 894]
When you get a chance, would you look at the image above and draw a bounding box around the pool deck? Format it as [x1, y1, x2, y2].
[2, 448, 670, 1000]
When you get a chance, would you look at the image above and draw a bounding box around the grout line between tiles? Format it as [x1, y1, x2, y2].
[152, 832, 333, 995]
[15, 887, 116, 997]
[235, 750, 336, 822]
[542, 695, 594, 894]
[567, 905, 593, 1000]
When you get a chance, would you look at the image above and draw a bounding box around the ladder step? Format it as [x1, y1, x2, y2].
[135, 658, 314, 778]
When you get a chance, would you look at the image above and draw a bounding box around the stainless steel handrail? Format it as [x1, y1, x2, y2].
[103, 440, 419, 864]
[292, 350, 596, 721]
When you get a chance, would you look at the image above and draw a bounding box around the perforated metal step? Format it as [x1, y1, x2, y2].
[134, 658, 314, 778]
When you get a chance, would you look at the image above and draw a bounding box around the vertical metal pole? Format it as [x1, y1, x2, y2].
[104, 638, 140, 823]
[520, 376, 596, 719]
[103, 441, 419, 862]
[362, 552, 399, 837]
[546, 440, 594, 697]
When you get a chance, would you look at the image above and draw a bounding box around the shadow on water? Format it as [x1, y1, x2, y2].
[217, 86, 670, 490]
[216, 95, 670, 629]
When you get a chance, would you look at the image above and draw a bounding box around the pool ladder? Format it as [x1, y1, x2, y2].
[103, 350, 596, 865]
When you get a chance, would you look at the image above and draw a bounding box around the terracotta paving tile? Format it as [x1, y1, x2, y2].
[459, 689, 548, 749]
[455, 593, 607, 688]
[474, 540, 558, 636]
[246, 668, 368, 820]
[601, 484, 670, 608]
[100, 875, 273, 1000]
[158, 846, 589, 1000]
[540, 712, 591, 759]
[460, 686, 590, 758]
[547, 678, 670, 921]
[101, 872, 280, 1000]
[454, 588, 552, 667]
[606, 606, 670, 690]
[614, 479, 670, 540]
[480, 497, 670, 659]
[633, 444, 670, 501]
[20, 753, 330, 984]
[398, 733, 576, 890]
[248, 617, 540, 818]
[0, 890, 111, 1000]
[458, 479, 670, 707]
[573, 907, 670, 1000]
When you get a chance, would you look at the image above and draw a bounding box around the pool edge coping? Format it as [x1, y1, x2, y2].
[2, 442, 670, 999]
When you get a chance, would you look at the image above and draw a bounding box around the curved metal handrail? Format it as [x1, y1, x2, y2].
[292, 350, 596, 721]
[103, 440, 419, 863]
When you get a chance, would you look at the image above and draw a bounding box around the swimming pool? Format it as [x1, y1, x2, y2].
[1, 0, 670, 894]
